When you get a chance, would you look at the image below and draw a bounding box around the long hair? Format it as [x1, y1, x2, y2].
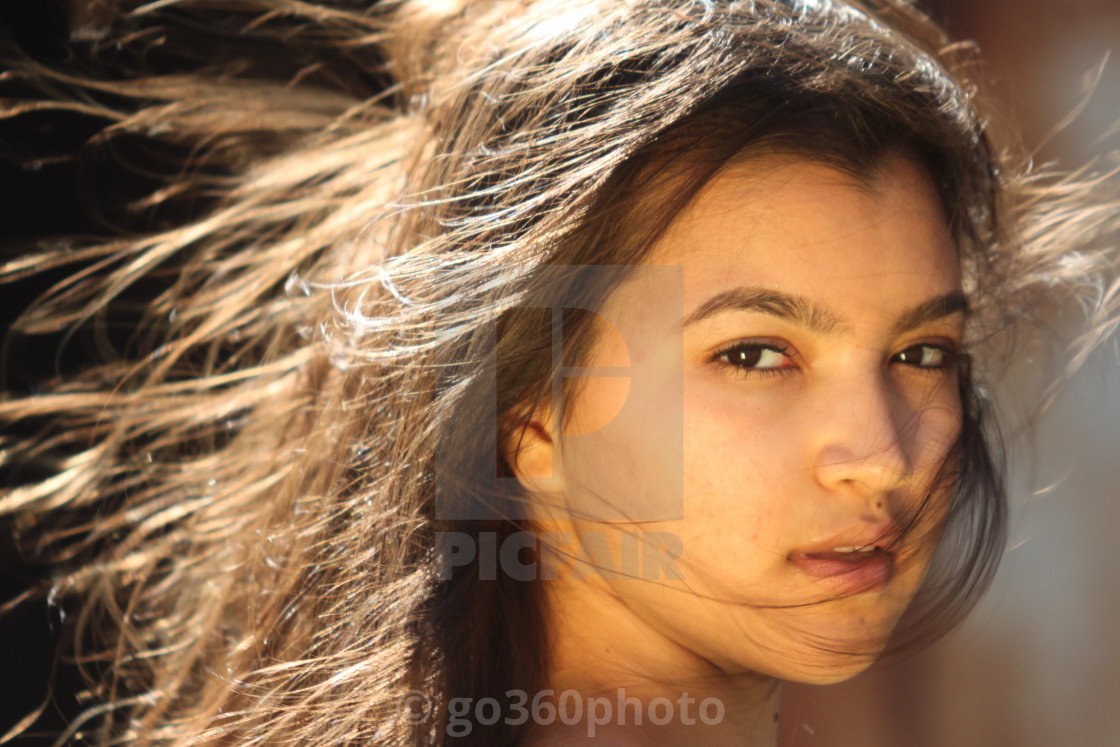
[1, 1, 1117, 745]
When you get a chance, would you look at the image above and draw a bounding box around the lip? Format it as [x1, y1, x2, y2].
[794, 522, 903, 557]
[788, 522, 902, 594]
[788, 550, 894, 595]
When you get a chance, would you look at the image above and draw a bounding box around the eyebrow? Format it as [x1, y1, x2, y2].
[682, 286, 969, 336]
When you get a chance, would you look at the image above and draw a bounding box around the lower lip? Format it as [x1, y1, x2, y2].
[788, 552, 894, 595]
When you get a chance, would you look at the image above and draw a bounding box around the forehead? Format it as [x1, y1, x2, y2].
[640, 153, 961, 316]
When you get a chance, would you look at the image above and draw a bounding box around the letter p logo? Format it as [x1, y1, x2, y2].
[435, 265, 683, 521]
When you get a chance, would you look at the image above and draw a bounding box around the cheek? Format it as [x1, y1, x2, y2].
[890, 381, 963, 547]
[905, 382, 964, 481]
[678, 378, 802, 554]
[561, 377, 630, 436]
[556, 373, 682, 521]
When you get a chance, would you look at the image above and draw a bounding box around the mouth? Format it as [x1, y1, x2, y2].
[787, 546, 895, 595]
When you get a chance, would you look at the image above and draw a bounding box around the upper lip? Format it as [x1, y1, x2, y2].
[789, 522, 903, 557]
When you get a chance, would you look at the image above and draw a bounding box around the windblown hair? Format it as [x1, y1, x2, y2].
[1, 0, 1117, 745]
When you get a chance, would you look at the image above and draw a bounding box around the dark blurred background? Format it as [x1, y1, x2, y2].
[2, 1, 1118, 745]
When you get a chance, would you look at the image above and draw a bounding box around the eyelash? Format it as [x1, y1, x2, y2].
[712, 339, 797, 379]
[711, 340, 963, 379]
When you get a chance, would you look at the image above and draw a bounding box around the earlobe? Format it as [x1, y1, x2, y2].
[501, 412, 557, 491]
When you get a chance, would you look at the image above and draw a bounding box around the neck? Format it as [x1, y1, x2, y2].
[523, 576, 783, 747]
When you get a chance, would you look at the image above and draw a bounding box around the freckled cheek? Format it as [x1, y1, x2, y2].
[680, 385, 796, 554]
[557, 372, 681, 520]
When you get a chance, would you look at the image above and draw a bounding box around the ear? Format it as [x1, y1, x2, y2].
[501, 410, 558, 492]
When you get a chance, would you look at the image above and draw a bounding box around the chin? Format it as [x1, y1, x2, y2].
[781, 654, 882, 685]
[751, 612, 900, 685]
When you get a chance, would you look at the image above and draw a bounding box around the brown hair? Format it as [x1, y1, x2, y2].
[1, 0, 1116, 745]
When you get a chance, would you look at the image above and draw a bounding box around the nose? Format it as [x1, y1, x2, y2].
[810, 371, 914, 499]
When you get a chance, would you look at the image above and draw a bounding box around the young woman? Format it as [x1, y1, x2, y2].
[1, 0, 1116, 745]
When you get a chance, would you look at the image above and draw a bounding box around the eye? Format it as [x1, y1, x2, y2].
[891, 344, 958, 371]
[713, 341, 796, 378]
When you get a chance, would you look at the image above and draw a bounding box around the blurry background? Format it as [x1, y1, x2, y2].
[781, 1, 1120, 745]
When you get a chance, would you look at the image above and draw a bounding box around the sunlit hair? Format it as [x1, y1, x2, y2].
[1, 0, 1117, 745]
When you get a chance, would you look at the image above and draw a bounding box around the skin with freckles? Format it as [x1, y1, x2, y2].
[512, 154, 965, 746]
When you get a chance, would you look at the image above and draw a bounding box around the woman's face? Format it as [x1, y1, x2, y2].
[521, 154, 965, 684]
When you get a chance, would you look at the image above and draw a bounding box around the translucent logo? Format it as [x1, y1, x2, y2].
[435, 265, 683, 520]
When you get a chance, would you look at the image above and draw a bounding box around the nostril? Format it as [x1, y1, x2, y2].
[814, 448, 914, 497]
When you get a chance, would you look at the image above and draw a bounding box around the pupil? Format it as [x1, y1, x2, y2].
[736, 347, 762, 367]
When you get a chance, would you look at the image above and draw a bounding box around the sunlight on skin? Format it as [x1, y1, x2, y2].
[512, 154, 965, 746]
